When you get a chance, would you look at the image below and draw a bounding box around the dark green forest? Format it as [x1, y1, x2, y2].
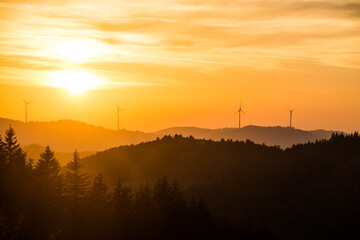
[1, 127, 360, 239]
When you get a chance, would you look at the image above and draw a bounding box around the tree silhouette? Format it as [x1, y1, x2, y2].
[87, 173, 109, 209]
[31, 146, 62, 239]
[64, 150, 89, 239]
[110, 180, 134, 238]
[0, 136, 5, 172]
[0, 127, 31, 239]
[3, 127, 27, 170]
[64, 151, 90, 205]
[112, 180, 133, 216]
[35, 146, 60, 179]
[84, 173, 110, 239]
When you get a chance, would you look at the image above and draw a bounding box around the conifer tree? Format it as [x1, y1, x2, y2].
[3, 127, 27, 170]
[0, 135, 5, 203]
[87, 173, 109, 211]
[134, 182, 158, 238]
[83, 173, 110, 239]
[112, 180, 133, 215]
[35, 146, 60, 180]
[135, 181, 153, 211]
[0, 135, 5, 172]
[0, 128, 32, 239]
[64, 151, 90, 208]
[27, 146, 62, 240]
[110, 180, 134, 238]
[64, 151, 89, 239]
[1, 128, 29, 210]
[34, 145, 62, 214]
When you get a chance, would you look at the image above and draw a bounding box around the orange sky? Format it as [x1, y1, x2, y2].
[0, 0, 359, 132]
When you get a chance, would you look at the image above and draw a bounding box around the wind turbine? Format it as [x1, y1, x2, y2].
[116, 104, 124, 131]
[235, 104, 245, 129]
[23, 98, 34, 123]
[288, 109, 295, 128]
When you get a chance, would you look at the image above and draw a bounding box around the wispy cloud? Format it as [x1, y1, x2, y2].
[1, 0, 360, 88]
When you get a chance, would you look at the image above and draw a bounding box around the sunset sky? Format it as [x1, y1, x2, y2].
[0, 0, 359, 132]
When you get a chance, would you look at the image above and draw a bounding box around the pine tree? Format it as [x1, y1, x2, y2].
[0, 128, 32, 239]
[0, 135, 5, 204]
[153, 177, 186, 215]
[153, 177, 187, 238]
[0, 135, 5, 172]
[83, 173, 110, 239]
[64, 151, 90, 208]
[1, 127, 29, 205]
[87, 173, 109, 210]
[30, 146, 62, 239]
[135, 181, 153, 212]
[64, 151, 90, 239]
[134, 182, 158, 238]
[110, 180, 134, 238]
[3, 127, 27, 170]
[112, 180, 133, 215]
[35, 146, 60, 179]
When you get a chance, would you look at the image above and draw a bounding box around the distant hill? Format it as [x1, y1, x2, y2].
[23, 144, 96, 166]
[0, 118, 155, 152]
[81, 133, 360, 239]
[0, 118, 338, 152]
[154, 126, 336, 148]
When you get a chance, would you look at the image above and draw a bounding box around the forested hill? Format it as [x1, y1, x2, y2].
[82, 133, 360, 239]
[155, 125, 335, 148]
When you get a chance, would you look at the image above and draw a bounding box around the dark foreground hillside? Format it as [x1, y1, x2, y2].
[1, 126, 359, 239]
[82, 132, 360, 239]
[0, 127, 278, 240]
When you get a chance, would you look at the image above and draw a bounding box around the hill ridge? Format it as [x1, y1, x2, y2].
[0, 117, 338, 151]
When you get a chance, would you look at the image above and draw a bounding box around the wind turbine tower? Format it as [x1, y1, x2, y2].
[235, 104, 246, 129]
[116, 104, 124, 131]
[23, 98, 33, 123]
[288, 109, 295, 128]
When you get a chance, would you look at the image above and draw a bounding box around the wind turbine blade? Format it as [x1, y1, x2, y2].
[241, 110, 246, 115]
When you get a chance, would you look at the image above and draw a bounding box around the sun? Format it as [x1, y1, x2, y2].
[49, 71, 101, 94]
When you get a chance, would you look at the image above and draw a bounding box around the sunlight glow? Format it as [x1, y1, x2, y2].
[51, 39, 99, 63]
[49, 71, 101, 94]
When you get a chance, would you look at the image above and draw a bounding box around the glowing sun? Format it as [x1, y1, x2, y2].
[49, 71, 101, 94]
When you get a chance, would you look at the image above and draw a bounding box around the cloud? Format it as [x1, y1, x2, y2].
[0, 0, 360, 88]
[0, 54, 62, 71]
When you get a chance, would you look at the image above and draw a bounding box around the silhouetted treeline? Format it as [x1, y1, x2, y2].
[81, 132, 360, 239]
[0, 127, 278, 240]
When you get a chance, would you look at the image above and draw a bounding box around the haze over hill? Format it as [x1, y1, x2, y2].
[0, 118, 339, 151]
[22, 144, 96, 166]
[0, 118, 155, 152]
[155, 126, 336, 148]
[0, 117, 338, 152]
[80, 134, 360, 239]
